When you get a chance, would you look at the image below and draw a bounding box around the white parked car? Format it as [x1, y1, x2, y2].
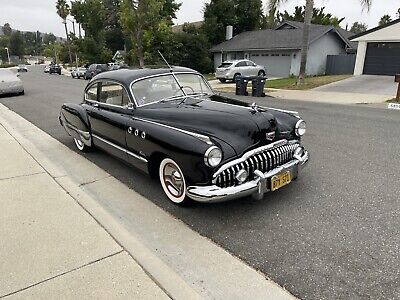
[17, 64, 28, 72]
[71, 67, 87, 79]
[215, 59, 266, 83]
[44, 65, 50, 73]
[0, 69, 24, 96]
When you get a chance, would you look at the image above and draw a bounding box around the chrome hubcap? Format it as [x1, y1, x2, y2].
[163, 163, 184, 198]
[74, 138, 84, 150]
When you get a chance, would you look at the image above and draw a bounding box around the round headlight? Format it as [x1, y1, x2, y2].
[295, 120, 306, 137]
[204, 146, 222, 167]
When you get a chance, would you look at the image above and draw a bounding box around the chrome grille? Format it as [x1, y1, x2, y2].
[214, 141, 300, 188]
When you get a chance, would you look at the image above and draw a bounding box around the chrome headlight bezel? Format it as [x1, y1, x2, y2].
[295, 119, 306, 137]
[204, 146, 223, 167]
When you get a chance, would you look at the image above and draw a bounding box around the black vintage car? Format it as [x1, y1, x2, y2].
[59, 67, 309, 204]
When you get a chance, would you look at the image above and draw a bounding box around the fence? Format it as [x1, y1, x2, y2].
[326, 54, 356, 75]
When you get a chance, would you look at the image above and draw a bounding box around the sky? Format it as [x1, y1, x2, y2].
[0, 0, 399, 37]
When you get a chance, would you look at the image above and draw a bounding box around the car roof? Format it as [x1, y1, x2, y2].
[93, 66, 199, 84]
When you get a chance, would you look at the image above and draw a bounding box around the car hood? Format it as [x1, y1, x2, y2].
[134, 95, 279, 156]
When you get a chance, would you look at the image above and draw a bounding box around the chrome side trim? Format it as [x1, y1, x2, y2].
[133, 117, 213, 145]
[213, 139, 299, 179]
[92, 134, 148, 163]
[261, 106, 300, 118]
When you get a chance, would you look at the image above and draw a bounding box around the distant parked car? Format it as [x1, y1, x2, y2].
[44, 65, 50, 73]
[215, 59, 266, 83]
[71, 67, 87, 79]
[0, 69, 24, 96]
[84, 64, 108, 80]
[49, 64, 62, 75]
[17, 64, 28, 72]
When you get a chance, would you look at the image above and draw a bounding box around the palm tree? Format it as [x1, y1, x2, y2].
[269, 0, 372, 85]
[56, 0, 72, 63]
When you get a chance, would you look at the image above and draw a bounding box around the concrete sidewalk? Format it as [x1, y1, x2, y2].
[268, 89, 393, 104]
[0, 124, 169, 298]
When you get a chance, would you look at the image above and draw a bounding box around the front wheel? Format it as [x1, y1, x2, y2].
[258, 70, 265, 77]
[159, 158, 189, 205]
[74, 137, 91, 152]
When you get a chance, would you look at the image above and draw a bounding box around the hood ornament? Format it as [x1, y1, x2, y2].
[251, 102, 259, 113]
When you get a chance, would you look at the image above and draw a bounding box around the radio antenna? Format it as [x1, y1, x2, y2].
[158, 50, 173, 72]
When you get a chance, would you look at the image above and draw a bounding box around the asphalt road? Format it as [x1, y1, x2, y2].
[2, 66, 399, 300]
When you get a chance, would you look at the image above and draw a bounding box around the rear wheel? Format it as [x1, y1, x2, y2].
[219, 78, 226, 83]
[159, 158, 189, 205]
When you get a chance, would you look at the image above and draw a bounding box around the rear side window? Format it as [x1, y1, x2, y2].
[85, 83, 98, 101]
[235, 61, 246, 67]
[218, 63, 232, 68]
[99, 82, 130, 106]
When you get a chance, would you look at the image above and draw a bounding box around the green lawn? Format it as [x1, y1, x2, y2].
[266, 75, 352, 90]
[203, 73, 216, 81]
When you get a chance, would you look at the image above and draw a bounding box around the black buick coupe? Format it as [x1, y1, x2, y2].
[59, 67, 309, 204]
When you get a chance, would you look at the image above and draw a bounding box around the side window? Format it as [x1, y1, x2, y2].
[99, 82, 130, 106]
[236, 61, 246, 67]
[85, 83, 98, 101]
[246, 61, 255, 67]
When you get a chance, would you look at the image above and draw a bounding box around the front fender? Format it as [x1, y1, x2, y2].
[59, 103, 92, 147]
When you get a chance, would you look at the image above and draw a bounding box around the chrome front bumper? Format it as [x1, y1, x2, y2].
[186, 148, 309, 203]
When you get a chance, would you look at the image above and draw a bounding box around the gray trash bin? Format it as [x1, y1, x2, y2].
[252, 76, 266, 97]
[235, 76, 249, 96]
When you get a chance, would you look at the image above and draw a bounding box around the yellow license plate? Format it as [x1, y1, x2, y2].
[271, 171, 291, 191]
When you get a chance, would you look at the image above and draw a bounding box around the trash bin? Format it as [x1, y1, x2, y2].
[235, 76, 249, 96]
[252, 76, 266, 97]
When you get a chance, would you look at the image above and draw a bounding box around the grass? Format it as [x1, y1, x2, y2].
[203, 73, 216, 81]
[386, 98, 399, 103]
[266, 75, 352, 90]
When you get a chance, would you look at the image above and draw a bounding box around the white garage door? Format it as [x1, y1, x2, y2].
[250, 53, 292, 78]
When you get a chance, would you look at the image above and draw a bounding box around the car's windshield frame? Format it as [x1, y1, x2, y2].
[129, 72, 214, 107]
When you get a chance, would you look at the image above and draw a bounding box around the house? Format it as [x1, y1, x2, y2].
[113, 50, 126, 63]
[210, 21, 356, 77]
[350, 19, 400, 76]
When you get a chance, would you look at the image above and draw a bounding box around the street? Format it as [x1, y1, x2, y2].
[2, 66, 399, 299]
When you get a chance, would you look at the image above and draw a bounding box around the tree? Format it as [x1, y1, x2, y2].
[169, 25, 213, 74]
[278, 6, 345, 26]
[3, 23, 12, 36]
[9, 31, 25, 58]
[261, 7, 279, 29]
[119, 0, 165, 67]
[269, 0, 372, 85]
[203, 0, 236, 46]
[43, 33, 57, 45]
[56, 0, 73, 63]
[378, 14, 392, 26]
[350, 22, 367, 34]
[0, 36, 10, 63]
[234, 0, 263, 34]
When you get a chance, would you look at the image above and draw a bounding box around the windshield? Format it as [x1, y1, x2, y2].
[131, 73, 213, 106]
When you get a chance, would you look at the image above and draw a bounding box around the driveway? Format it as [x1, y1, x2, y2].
[313, 75, 397, 96]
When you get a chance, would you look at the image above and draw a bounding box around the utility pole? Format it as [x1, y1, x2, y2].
[5, 47, 10, 64]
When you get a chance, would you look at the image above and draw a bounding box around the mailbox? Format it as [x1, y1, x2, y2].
[395, 74, 400, 83]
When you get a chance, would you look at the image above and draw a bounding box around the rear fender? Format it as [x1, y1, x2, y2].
[59, 103, 92, 147]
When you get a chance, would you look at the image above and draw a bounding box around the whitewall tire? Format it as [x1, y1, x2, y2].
[74, 137, 87, 152]
[159, 158, 188, 204]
